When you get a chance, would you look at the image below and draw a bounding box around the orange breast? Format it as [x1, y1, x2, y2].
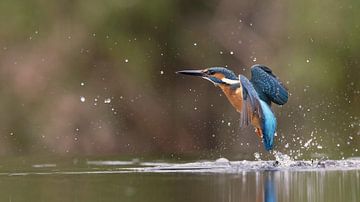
[220, 84, 263, 138]
[219, 85, 243, 112]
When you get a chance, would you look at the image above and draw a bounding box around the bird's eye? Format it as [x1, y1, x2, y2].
[203, 70, 210, 75]
[206, 70, 215, 75]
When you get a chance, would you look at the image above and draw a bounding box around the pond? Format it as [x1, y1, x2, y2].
[0, 156, 359, 202]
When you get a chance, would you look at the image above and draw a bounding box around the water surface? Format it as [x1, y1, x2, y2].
[0, 157, 359, 202]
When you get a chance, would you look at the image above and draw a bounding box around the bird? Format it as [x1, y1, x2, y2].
[176, 64, 288, 151]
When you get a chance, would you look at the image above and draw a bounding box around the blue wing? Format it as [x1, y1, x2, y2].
[259, 100, 276, 150]
[250, 65, 288, 105]
[239, 75, 262, 127]
[240, 74, 277, 151]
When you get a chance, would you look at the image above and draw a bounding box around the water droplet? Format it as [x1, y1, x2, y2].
[230, 51, 234, 55]
[252, 57, 257, 62]
[80, 96, 86, 102]
[104, 98, 111, 104]
[254, 152, 261, 160]
[304, 139, 313, 148]
[125, 59, 129, 63]
[160, 70, 164, 75]
[306, 59, 310, 63]
[80, 82, 85, 86]
[227, 122, 231, 126]
[193, 43, 197, 46]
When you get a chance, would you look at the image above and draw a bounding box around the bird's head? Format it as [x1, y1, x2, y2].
[176, 67, 238, 86]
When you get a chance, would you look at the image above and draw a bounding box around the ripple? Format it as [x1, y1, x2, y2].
[0, 159, 360, 176]
[127, 159, 360, 173]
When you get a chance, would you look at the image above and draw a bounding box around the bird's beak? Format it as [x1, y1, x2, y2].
[176, 69, 206, 77]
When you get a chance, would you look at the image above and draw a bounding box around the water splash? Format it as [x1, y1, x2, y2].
[122, 158, 360, 173]
[0, 158, 360, 176]
[254, 152, 261, 161]
[272, 151, 294, 167]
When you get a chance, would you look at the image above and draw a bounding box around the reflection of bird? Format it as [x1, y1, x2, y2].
[176, 65, 288, 151]
[264, 172, 277, 202]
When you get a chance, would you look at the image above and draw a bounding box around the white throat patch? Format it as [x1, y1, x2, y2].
[221, 78, 240, 85]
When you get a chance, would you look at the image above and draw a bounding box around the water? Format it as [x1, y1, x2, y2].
[0, 157, 359, 202]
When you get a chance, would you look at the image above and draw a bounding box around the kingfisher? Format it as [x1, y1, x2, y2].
[176, 65, 288, 151]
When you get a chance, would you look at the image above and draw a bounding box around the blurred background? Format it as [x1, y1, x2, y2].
[0, 0, 358, 160]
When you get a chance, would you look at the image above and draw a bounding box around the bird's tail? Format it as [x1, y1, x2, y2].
[259, 100, 277, 151]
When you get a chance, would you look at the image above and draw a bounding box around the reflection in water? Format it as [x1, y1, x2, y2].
[264, 172, 276, 202]
[0, 159, 359, 202]
[211, 172, 277, 202]
[245, 171, 277, 202]
[212, 170, 359, 202]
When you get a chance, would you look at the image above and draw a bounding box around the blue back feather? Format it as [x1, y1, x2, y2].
[259, 100, 276, 151]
